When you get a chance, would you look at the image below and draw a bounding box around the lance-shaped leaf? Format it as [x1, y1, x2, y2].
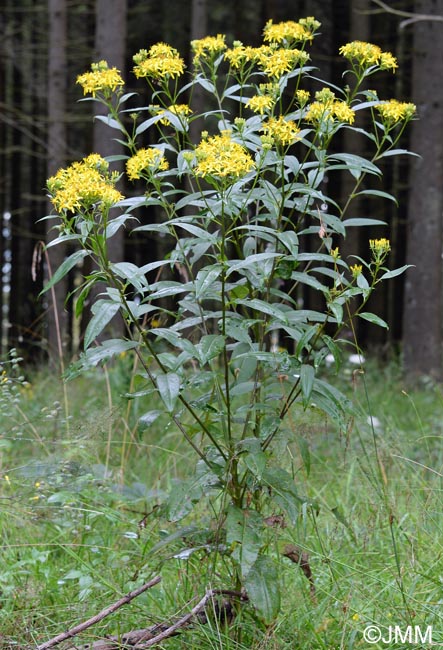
[42, 249, 89, 294]
[157, 372, 181, 412]
[245, 555, 281, 624]
[84, 301, 120, 349]
[226, 505, 263, 579]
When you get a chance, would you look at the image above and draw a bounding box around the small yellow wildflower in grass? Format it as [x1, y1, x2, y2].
[76, 60, 124, 98]
[350, 264, 363, 278]
[261, 116, 300, 146]
[47, 154, 123, 213]
[159, 103, 192, 126]
[339, 41, 397, 71]
[194, 131, 255, 181]
[133, 43, 185, 80]
[246, 95, 275, 115]
[191, 34, 226, 62]
[376, 99, 416, 124]
[126, 148, 169, 181]
[258, 47, 310, 78]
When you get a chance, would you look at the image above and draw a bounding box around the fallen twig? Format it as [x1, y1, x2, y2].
[37, 576, 162, 650]
[283, 544, 317, 603]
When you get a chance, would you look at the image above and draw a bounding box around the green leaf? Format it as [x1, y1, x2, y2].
[138, 410, 163, 429]
[377, 148, 420, 159]
[65, 340, 139, 379]
[197, 335, 225, 364]
[354, 189, 398, 204]
[342, 218, 386, 227]
[300, 364, 315, 407]
[245, 556, 281, 624]
[358, 312, 389, 329]
[296, 435, 311, 476]
[379, 264, 414, 280]
[262, 468, 301, 524]
[195, 265, 221, 299]
[237, 438, 266, 479]
[42, 250, 89, 294]
[94, 114, 125, 132]
[226, 505, 263, 579]
[84, 301, 120, 349]
[157, 372, 180, 412]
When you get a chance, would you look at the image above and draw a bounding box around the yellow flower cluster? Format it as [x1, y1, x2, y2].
[225, 43, 262, 69]
[126, 148, 169, 181]
[76, 60, 124, 98]
[191, 34, 227, 62]
[370, 238, 391, 254]
[47, 154, 123, 213]
[159, 104, 192, 126]
[339, 41, 398, 71]
[350, 264, 363, 278]
[263, 17, 320, 44]
[133, 43, 185, 80]
[261, 116, 301, 146]
[295, 89, 310, 105]
[305, 89, 355, 125]
[194, 131, 255, 180]
[246, 95, 275, 115]
[257, 47, 310, 78]
[376, 99, 416, 124]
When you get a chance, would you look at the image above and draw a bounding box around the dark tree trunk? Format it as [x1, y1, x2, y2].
[46, 0, 68, 362]
[403, 0, 443, 379]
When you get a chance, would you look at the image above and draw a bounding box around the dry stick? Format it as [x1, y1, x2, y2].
[36, 577, 162, 650]
[133, 589, 241, 649]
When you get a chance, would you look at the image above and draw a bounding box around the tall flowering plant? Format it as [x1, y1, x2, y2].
[45, 20, 415, 622]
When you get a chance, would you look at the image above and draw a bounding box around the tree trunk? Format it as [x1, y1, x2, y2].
[87, 0, 127, 339]
[403, 0, 443, 379]
[46, 0, 68, 362]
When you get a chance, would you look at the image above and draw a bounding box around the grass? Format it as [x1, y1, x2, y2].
[1, 355, 443, 649]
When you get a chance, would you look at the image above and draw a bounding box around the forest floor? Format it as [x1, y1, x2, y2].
[1, 355, 442, 649]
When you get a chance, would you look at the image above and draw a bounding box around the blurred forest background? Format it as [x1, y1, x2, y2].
[0, 0, 442, 377]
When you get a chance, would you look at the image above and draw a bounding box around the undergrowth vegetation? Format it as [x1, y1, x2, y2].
[2, 357, 443, 648]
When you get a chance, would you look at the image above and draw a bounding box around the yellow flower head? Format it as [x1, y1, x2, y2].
[194, 131, 255, 181]
[331, 247, 340, 260]
[133, 43, 185, 80]
[305, 90, 355, 125]
[191, 34, 227, 62]
[332, 101, 355, 124]
[261, 116, 301, 146]
[339, 41, 397, 71]
[350, 264, 363, 278]
[159, 103, 192, 126]
[76, 60, 124, 98]
[257, 47, 310, 78]
[246, 95, 275, 115]
[47, 154, 123, 213]
[376, 99, 416, 124]
[126, 148, 169, 181]
[370, 238, 391, 262]
[263, 17, 320, 45]
[295, 89, 310, 106]
[224, 43, 259, 69]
